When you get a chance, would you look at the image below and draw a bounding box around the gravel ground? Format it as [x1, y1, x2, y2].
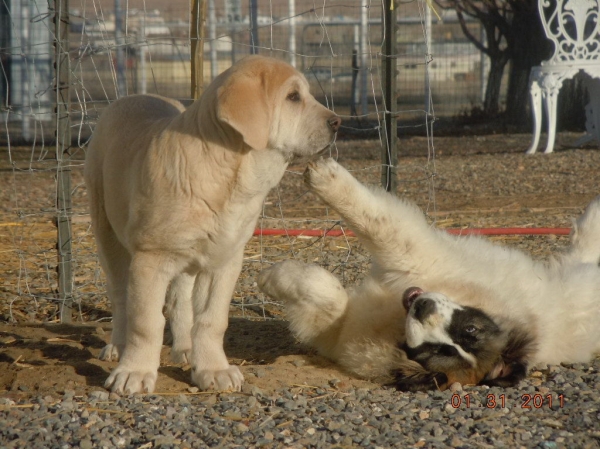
[2, 133, 600, 448]
[2, 357, 600, 449]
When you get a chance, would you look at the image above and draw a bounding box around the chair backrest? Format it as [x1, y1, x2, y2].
[539, 0, 600, 64]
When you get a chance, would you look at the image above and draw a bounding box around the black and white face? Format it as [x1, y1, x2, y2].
[394, 289, 534, 391]
[401, 287, 505, 376]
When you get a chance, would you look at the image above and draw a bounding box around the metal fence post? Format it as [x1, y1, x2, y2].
[381, 0, 398, 192]
[114, 0, 127, 97]
[191, 0, 207, 99]
[359, 0, 369, 117]
[250, 0, 259, 54]
[53, 0, 73, 323]
[208, 0, 218, 80]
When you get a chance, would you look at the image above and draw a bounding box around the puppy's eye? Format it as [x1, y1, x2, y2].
[287, 92, 301, 102]
[465, 325, 478, 334]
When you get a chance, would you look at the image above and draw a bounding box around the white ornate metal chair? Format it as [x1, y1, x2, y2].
[526, 0, 600, 154]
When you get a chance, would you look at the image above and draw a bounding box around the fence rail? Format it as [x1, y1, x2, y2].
[0, 0, 493, 324]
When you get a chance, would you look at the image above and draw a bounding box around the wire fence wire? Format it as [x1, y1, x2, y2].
[0, 0, 491, 324]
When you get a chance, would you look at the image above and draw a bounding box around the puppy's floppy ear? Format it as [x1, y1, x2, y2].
[217, 73, 271, 150]
[480, 328, 535, 388]
[391, 359, 449, 392]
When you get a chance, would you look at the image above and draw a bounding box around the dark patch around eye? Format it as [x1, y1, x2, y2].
[447, 307, 501, 351]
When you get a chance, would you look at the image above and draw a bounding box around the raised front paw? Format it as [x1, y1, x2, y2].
[191, 365, 244, 392]
[304, 157, 344, 194]
[104, 365, 158, 394]
[98, 343, 124, 362]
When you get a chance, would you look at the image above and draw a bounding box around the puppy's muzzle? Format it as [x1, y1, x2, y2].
[411, 297, 437, 322]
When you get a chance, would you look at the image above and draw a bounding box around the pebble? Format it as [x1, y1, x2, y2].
[89, 390, 110, 401]
[449, 382, 462, 392]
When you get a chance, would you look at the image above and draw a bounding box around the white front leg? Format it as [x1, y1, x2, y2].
[190, 253, 245, 391]
[305, 158, 430, 255]
[305, 158, 453, 279]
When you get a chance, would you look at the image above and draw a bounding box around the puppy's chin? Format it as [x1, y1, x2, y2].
[287, 142, 334, 165]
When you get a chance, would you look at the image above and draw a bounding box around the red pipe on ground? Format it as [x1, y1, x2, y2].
[253, 227, 572, 237]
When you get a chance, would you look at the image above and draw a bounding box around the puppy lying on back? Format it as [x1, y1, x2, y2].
[85, 56, 340, 394]
[259, 158, 600, 391]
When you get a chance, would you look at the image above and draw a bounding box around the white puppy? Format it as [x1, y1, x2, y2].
[84, 56, 341, 394]
[259, 158, 600, 390]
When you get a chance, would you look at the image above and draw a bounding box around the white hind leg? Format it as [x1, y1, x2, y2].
[89, 201, 130, 363]
[165, 272, 195, 364]
[258, 260, 348, 357]
[568, 195, 600, 265]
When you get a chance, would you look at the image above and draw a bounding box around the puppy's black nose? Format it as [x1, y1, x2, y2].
[328, 116, 341, 132]
[412, 297, 436, 322]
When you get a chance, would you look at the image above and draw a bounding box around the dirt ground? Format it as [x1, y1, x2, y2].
[1, 131, 599, 400]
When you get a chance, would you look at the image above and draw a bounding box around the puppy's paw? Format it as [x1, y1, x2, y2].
[191, 365, 244, 392]
[104, 366, 158, 394]
[304, 157, 342, 193]
[171, 346, 191, 364]
[260, 261, 348, 345]
[257, 260, 307, 301]
[98, 343, 124, 362]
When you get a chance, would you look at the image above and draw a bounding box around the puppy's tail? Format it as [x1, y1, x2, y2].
[568, 195, 600, 265]
[258, 260, 348, 356]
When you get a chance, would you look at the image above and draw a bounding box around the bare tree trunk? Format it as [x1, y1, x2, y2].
[447, 5, 510, 116]
[504, 62, 531, 124]
[483, 54, 509, 115]
[437, 0, 559, 123]
[504, 4, 551, 124]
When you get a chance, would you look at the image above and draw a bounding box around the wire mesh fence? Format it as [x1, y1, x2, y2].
[0, 0, 499, 325]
